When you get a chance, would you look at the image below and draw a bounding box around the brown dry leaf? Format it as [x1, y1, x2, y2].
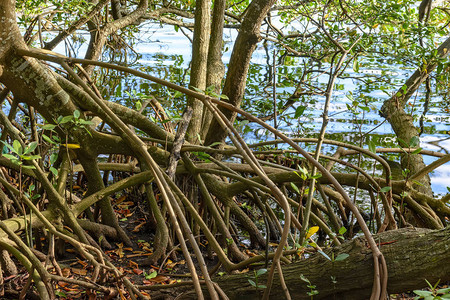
[141, 292, 151, 298]
[148, 275, 169, 283]
[123, 247, 133, 252]
[118, 288, 127, 300]
[165, 260, 178, 269]
[115, 243, 124, 258]
[66, 249, 76, 253]
[132, 222, 146, 232]
[244, 250, 257, 257]
[87, 289, 97, 300]
[115, 195, 127, 205]
[142, 279, 154, 285]
[76, 259, 88, 268]
[72, 185, 81, 190]
[63, 286, 81, 292]
[58, 281, 68, 287]
[62, 268, 71, 277]
[116, 209, 130, 216]
[138, 241, 151, 248]
[132, 269, 143, 275]
[71, 268, 88, 276]
[239, 268, 249, 274]
[125, 211, 134, 217]
[142, 246, 152, 253]
[129, 261, 138, 269]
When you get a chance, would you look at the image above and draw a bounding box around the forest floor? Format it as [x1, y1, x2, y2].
[0, 192, 446, 299]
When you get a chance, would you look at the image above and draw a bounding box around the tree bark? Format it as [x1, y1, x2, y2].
[186, 0, 211, 143]
[205, 0, 277, 146]
[380, 37, 450, 197]
[208, 227, 450, 299]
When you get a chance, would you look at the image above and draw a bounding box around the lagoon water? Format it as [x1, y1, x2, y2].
[59, 23, 450, 195]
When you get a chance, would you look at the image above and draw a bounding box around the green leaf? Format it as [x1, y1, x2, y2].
[397, 138, 408, 148]
[334, 253, 349, 261]
[413, 290, 433, 296]
[257, 284, 267, 289]
[145, 271, 157, 279]
[412, 147, 422, 155]
[310, 174, 322, 179]
[299, 274, 310, 283]
[49, 166, 58, 176]
[380, 186, 391, 193]
[78, 119, 94, 125]
[409, 136, 420, 148]
[290, 182, 300, 193]
[1, 141, 15, 153]
[59, 115, 73, 124]
[220, 94, 229, 100]
[318, 250, 331, 261]
[41, 124, 56, 130]
[22, 155, 41, 160]
[22, 165, 36, 170]
[24, 141, 38, 155]
[191, 86, 204, 94]
[31, 194, 41, 200]
[294, 106, 306, 118]
[368, 140, 376, 154]
[338, 226, 347, 235]
[50, 153, 58, 164]
[255, 268, 267, 277]
[55, 290, 66, 297]
[173, 91, 183, 98]
[353, 59, 360, 72]
[2, 153, 18, 161]
[73, 110, 80, 119]
[42, 134, 56, 145]
[248, 279, 256, 287]
[13, 140, 22, 155]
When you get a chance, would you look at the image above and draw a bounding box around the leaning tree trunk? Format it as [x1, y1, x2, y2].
[201, 227, 450, 299]
[380, 37, 450, 197]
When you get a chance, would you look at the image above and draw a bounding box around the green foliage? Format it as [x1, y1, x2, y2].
[247, 268, 267, 290]
[144, 270, 158, 280]
[1, 140, 41, 169]
[300, 274, 319, 298]
[414, 280, 450, 299]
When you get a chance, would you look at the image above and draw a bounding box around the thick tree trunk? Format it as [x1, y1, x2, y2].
[208, 227, 450, 299]
[380, 37, 450, 197]
[186, 0, 211, 142]
[205, 0, 277, 145]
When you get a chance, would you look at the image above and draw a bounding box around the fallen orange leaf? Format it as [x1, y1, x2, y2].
[71, 268, 88, 276]
[133, 268, 143, 275]
[62, 268, 71, 277]
[132, 222, 146, 232]
[148, 275, 169, 283]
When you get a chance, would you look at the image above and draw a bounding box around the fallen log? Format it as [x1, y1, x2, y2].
[211, 227, 450, 299]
